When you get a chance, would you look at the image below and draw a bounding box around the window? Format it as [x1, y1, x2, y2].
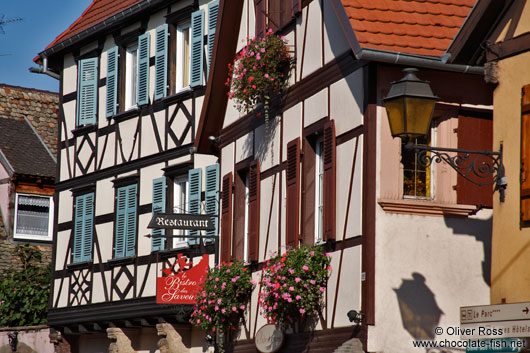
[402, 135, 432, 198]
[115, 184, 137, 258]
[314, 137, 324, 243]
[125, 44, 138, 110]
[173, 176, 188, 249]
[77, 57, 98, 126]
[13, 194, 53, 241]
[254, 0, 300, 36]
[73, 193, 94, 263]
[176, 21, 191, 91]
[243, 174, 250, 262]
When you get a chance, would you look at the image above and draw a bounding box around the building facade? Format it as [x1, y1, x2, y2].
[196, 0, 494, 352]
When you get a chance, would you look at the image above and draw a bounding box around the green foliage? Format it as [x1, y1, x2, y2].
[190, 260, 254, 335]
[258, 245, 331, 326]
[0, 244, 50, 327]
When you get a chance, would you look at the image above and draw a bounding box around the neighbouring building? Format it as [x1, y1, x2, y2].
[0, 84, 58, 271]
[195, 0, 494, 352]
[36, 0, 220, 352]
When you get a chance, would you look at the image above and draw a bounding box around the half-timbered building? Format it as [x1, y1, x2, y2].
[196, 0, 494, 352]
[37, 0, 221, 352]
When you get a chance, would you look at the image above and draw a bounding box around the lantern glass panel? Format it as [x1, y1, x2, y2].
[384, 97, 406, 137]
[404, 97, 436, 137]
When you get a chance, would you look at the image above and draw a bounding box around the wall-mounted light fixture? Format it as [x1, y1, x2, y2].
[383, 68, 507, 202]
[347, 310, 363, 324]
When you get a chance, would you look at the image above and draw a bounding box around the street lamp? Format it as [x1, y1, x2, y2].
[383, 68, 507, 202]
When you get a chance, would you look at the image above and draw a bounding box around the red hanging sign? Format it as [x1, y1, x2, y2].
[156, 254, 209, 304]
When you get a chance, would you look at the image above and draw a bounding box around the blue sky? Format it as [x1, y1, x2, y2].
[0, 0, 93, 92]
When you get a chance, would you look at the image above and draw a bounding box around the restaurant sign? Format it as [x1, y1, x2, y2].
[148, 213, 215, 231]
[255, 324, 284, 353]
[156, 254, 209, 304]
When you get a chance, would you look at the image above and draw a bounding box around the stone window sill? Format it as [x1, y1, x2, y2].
[378, 199, 479, 217]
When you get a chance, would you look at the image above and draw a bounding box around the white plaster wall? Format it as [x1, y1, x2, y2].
[55, 229, 70, 271]
[97, 131, 116, 170]
[282, 103, 302, 157]
[330, 69, 364, 135]
[0, 166, 10, 232]
[141, 110, 166, 158]
[63, 54, 77, 95]
[304, 89, 328, 127]
[96, 178, 115, 216]
[0, 328, 54, 353]
[300, 0, 323, 80]
[117, 117, 140, 163]
[323, 0, 350, 65]
[221, 143, 235, 178]
[368, 208, 492, 353]
[91, 272, 106, 303]
[235, 131, 254, 163]
[95, 223, 113, 262]
[254, 115, 280, 172]
[258, 175, 279, 262]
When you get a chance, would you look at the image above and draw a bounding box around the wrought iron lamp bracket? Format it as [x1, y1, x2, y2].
[405, 141, 507, 202]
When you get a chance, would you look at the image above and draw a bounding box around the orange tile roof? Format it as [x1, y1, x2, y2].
[343, 0, 477, 57]
[45, 0, 144, 50]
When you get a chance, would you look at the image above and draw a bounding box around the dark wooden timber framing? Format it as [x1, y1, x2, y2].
[362, 63, 376, 327]
[486, 31, 530, 62]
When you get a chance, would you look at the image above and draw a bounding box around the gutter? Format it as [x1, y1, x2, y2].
[28, 57, 60, 80]
[356, 48, 484, 75]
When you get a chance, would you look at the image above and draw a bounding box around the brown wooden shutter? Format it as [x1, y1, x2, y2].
[248, 160, 260, 262]
[456, 114, 493, 207]
[292, 0, 301, 16]
[522, 85, 530, 221]
[286, 138, 300, 248]
[254, 0, 266, 37]
[323, 120, 336, 241]
[221, 173, 233, 263]
[269, 0, 281, 32]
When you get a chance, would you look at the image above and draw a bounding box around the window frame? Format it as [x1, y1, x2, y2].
[13, 193, 54, 242]
[176, 20, 192, 92]
[172, 175, 189, 249]
[124, 43, 139, 111]
[401, 132, 434, 200]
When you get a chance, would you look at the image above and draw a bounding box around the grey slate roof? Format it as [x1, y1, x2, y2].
[0, 117, 56, 178]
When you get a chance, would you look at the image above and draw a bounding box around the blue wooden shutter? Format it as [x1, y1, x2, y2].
[137, 32, 150, 105]
[154, 24, 168, 100]
[188, 168, 202, 245]
[205, 164, 219, 244]
[152, 177, 166, 251]
[73, 193, 94, 263]
[115, 187, 127, 258]
[207, 1, 219, 75]
[190, 9, 204, 87]
[125, 184, 138, 257]
[77, 57, 98, 126]
[106, 46, 118, 117]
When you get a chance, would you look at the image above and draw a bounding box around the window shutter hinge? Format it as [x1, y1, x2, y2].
[361, 272, 366, 281]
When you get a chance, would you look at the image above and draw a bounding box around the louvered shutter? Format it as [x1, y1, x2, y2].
[137, 32, 150, 106]
[221, 173, 233, 263]
[154, 24, 168, 100]
[77, 57, 98, 126]
[522, 85, 530, 221]
[254, 0, 266, 37]
[106, 46, 118, 118]
[152, 177, 166, 251]
[115, 187, 127, 258]
[73, 193, 94, 263]
[125, 185, 138, 257]
[207, 1, 219, 75]
[456, 115, 493, 207]
[190, 10, 204, 87]
[205, 164, 220, 244]
[286, 138, 300, 247]
[188, 168, 202, 245]
[248, 161, 260, 262]
[323, 120, 336, 241]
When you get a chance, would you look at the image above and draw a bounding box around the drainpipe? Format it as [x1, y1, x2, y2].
[29, 56, 60, 80]
[356, 48, 484, 75]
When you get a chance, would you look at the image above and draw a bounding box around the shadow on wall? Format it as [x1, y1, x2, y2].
[0, 342, 36, 353]
[444, 215, 492, 286]
[394, 273, 443, 341]
[242, 112, 280, 164]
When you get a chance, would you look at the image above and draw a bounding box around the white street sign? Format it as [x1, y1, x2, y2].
[460, 320, 530, 339]
[461, 303, 530, 324]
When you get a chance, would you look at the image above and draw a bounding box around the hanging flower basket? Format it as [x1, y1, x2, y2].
[190, 260, 254, 351]
[258, 246, 332, 328]
[226, 29, 291, 130]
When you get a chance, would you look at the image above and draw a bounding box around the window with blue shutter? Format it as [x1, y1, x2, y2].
[137, 32, 150, 106]
[73, 193, 94, 263]
[77, 57, 98, 126]
[106, 47, 119, 118]
[115, 184, 137, 258]
[207, 1, 219, 76]
[190, 9, 204, 87]
[154, 24, 168, 100]
[188, 168, 202, 245]
[205, 164, 219, 244]
[152, 177, 166, 251]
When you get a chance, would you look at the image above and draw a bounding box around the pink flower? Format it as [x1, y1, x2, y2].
[289, 286, 294, 291]
[256, 54, 261, 60]
[217, 299, 222, 304]
[196, 319, 201, 323]
[319, 287, 325, 292]
[310, 251, 315, 256]
[287, 298, 292, 303]
[310, 280, 316, 285]
[303, 265, 309, 272]
[232, 307, 237, 311]
[250, 279, 257, 285]
[296, 295, 302, 300]
[215, 277, 219, 281]
[240, 305, 246, 310]
[295, 277, 301, 283]
[232, 278, 237, 282]
[300, 308, 306, 314]
[288, 269, 295, 274]
[215, 306, 219, 311]
[261, 48, 265, 53]
[264, 74, 269, 78]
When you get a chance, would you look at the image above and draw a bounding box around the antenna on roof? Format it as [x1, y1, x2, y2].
[0, 14, 22, 34]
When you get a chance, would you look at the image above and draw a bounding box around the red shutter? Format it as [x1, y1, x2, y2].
[456, 114, 493, 207]
[248, 160, 260, 262]
[323, 120, 336, 241]
[221, 173, 233, 263]
[254, 0, 266, 37]
[286, 138, 300, 248]
[522, 85, 530, 220]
